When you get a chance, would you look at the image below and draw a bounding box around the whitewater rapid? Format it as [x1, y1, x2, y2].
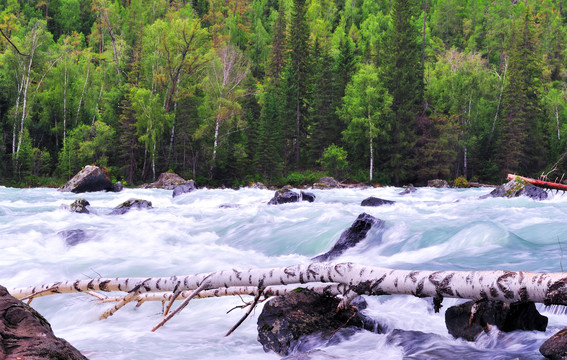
[1, 185, 566, 359]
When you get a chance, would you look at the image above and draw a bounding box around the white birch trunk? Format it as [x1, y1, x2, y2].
[10, 263, 567, 312]
[16, 35, 37, 155]
[368, 112, 373, 183]
[76, 63, 90, 126]
[63, 56, 68, 143]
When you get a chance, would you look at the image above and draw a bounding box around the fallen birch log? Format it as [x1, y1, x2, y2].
[8, 262, 567, 329]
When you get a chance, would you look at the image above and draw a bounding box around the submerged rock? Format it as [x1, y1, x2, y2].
[445, 300, 548, 341]
[268, 188, 300, 205]
[313, 213, 384, 262]
[540, 327, 567, 360]
[172, 180, 197, 198]
[58, 165, 115, 193]
[398, 184, 417, 195]
[0, 284, 87, 359]
[360, 196, 395, 207]
[250, 182, 268, 190]
[300, 191, 316, 203]
[312, 177, 341, 189]
[481, 177, 548, 201]
[58, 229, 88, 246]
[257, 288, 381, 356]
[109, 199, 153, 215]
[141, 172, 189, 190]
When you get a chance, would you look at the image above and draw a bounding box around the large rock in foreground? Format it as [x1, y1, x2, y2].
[313, 213, 384, 262]
[482, 177, 548, 201]
[141, 172, 189, 190]
[540, 328, 567, 360]
[445, 300, 548, 341]
[58, 165, 115, 193]
[0, 284, 87, 359]
[257, 288, 381, 356]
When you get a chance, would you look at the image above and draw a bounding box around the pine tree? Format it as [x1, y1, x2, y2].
[286, 0, 311, 169]
[380, 0, 424, 185]
[497, 7, 544, 177]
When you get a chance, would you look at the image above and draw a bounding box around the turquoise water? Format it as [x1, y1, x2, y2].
[0, 185, 565, 359]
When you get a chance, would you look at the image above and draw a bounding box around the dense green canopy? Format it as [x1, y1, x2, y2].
[0, 0, 566, 187]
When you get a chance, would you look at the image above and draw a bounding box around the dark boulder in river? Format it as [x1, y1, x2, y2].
[300, 191, 316, 202]
[172, 180, 197, 198]
[481, 177, 548, 201]
[268, 187, 300, 205]
[109, 199, 153, 215]
[257, 288, 381, 356]
[540, 327, 567, 360]
[361, 196, 395, 206]
[445, 300, 547, 341]
[0, 284, 87, 359]
[58, 165, 115, 193]
[313, 213, 383, 262]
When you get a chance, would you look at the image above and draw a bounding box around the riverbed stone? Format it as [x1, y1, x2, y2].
[58, 229, 88, 246]
[313, 213, 384, 262]
[172, 180, 197, 198]
[428, 179, 449, 188]
[70, 198, 90, 214]
[257, 288, 381, 356]
[0, 284, 87, 359]
[300, 191, 316, 202]
[361, 196, 395, 206]
[109, 198, 153, 215]
[540, 327, 567, 360]
[141, 172, 189, 190]
[445, 300, 548, 341]
[312, 177, 341, 189]
[399, 184, 417, 195]
[268, 187, 300, 205]
[481, 177, 548, 201]
[58, 165, 114, 193]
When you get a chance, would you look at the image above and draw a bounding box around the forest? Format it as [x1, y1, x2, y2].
[0, 0, 566, 187]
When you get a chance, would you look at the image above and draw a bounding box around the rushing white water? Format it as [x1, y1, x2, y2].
[1, 185, 566, 359]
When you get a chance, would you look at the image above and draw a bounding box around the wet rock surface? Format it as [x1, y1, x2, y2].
[481, 178, 548, 201]
[445, 300, 548, 341]
[257, 288, 381, 356]
[268, 188, 301, 205]
[540, 327, 567, 360]
[360, 196, 395, 207]
[313, 213, 384, 262]
[109, 199, 153, 215]
[172, 180, 197, 198]
[58, 165, 115, 193]
[0, 284, 87, 359]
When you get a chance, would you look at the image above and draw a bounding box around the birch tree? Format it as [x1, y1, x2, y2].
[339, 63, 391, 183]
[10, 262, 567, 333]
[198, 43, 249, 178]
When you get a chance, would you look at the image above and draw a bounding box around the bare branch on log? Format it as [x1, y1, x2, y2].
[151, 279, 211, 332]
[225, 287, 263, 336]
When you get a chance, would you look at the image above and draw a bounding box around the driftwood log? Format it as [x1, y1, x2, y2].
[9, 262, 567, 332]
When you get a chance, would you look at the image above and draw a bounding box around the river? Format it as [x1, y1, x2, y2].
[1, 185, 565, 359]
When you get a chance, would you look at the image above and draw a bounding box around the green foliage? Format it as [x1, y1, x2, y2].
[319, 144, 348, 179]
[56, 121, 116, 179]
[452, 176, 469, 188]
[1, 0, 567, 187]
